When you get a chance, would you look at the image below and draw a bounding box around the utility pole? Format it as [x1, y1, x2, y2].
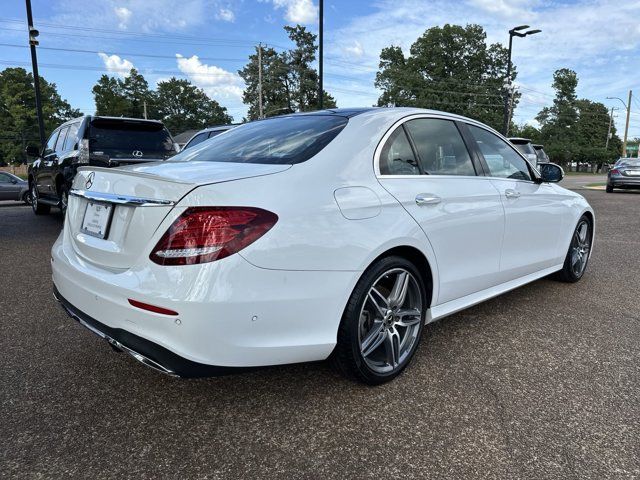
[605, 106, 616, 149]
[317, 0, 324, 110]
[258, 43, 263, 119]
[25, 0, 46, 148]
[143, 100, 148, 119]
[622, 90, 632, 157]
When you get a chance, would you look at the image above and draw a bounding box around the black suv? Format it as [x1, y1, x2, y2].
[27, 116, 177, 215]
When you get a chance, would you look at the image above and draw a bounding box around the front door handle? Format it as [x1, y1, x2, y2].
[504, 189, 521, 199]
[415, 193, 442, 206]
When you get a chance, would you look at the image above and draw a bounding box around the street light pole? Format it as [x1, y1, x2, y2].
[25, 0, 46, 148]
[502, 25, 541, 136]
[318, 0, 323, 110]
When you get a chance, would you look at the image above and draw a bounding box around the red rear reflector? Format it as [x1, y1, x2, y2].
[128, 299, 179, 316]
[150, 207, 278, 266]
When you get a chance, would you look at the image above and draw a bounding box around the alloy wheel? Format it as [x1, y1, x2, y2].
[570, 220, 591, 277]
[31, 185, 38, 212]
[358, 268, 423, 374]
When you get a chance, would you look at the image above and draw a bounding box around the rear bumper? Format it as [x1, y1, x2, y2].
[609, 176, 640, 187]
[51, 232, 358, 372]
[53, 286, 246, 377]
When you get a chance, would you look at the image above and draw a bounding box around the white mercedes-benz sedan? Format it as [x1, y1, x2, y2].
[52, 107, 594, 384]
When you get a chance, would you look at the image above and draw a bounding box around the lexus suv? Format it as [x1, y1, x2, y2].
[27, 116, 177, 216]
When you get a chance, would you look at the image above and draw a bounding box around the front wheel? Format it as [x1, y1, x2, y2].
[554, 215, 593, 283]
[333, 256, 427, 385]
[31, 184, 50, 215]
[22, 191, 32, 205]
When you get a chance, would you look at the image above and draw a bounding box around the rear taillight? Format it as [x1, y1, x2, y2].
[76, 139, 90, 164]
[150, 207, 278, 266]
[610, 169, 620, 175]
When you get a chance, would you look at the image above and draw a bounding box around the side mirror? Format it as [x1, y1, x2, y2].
[538, 162, 564, 183]
[25, 145, 40, 157]
[11, 178, 18, 184]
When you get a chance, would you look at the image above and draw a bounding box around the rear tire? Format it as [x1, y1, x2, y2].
[59, 184, 69, 216]
[554, 215, 592, 283]
[31, 184, 50, 215]
[333, 256, 427, 385]
[605, 184, 613, 193]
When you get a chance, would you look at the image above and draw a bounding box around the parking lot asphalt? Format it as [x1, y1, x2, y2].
[1, 188, 639, 480]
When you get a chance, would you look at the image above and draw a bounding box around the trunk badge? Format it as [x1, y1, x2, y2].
[132, 150, 143, 157]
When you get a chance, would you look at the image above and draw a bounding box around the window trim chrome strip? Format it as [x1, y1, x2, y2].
[70, 189, 175, 206]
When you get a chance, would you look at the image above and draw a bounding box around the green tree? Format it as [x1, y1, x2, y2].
[92, 75, 129, 116]
[0, 67, 80, 164]
[239, 25, 336, 120]
[155, 77, 232, 134]
[375, 24, 515, 131]
[536, 69, 620, 167]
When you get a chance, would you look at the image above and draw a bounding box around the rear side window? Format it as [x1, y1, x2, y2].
[89, 119, 175, 158]
[405, 119, 475, 176]
[379, 127, 420, 175]
[184, 132, 209, 150]
[62, 123, 80, 151]
[174, 116, 347, 165]
[469, 126, 531, 181]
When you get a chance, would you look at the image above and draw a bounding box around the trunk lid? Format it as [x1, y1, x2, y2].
[67, 162, 291, 269]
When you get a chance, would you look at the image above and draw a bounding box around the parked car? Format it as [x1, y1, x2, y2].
[533, 144, 549, 164]
[0, 171, 30, 204]
[52, 108, 594, 385]
[606, 158, 640, 192]
[508, 137, 538, 165]
[182, 125, 235, 150]
[27, 116, 178, 216]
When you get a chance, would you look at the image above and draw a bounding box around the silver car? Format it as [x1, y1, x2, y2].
[607, 158, 640, 192]
[0, 171, 30, 204]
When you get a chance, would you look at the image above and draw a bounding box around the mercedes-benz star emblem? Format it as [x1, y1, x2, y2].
[85, 172, 95, 190]
[132, 150, 143, 157]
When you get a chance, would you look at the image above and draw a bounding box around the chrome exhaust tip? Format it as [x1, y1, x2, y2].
[54, 289, 179, 378]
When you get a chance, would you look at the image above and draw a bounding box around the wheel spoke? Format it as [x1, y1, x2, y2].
[368, 288, 389, 318]
[395, 308, 422, 327]
[361, 321, 386, 357]
[384, 328, 400, 367]
[577, 222, 588, 243]
[388, 271, 410, 307]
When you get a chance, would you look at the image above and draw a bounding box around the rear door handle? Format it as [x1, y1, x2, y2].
[415, 193, 442, 206]
[504, 189, 521, 199]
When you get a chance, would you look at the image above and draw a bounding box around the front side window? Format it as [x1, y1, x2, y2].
[405, 119, 475, 176]
[44, 130, 59, 155]
[469, 126, 532, 181]
[379, 127, 420, 175]
[174, 115, 348, 165]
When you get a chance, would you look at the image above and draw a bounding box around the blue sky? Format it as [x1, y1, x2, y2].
[1, 0, 639, 137]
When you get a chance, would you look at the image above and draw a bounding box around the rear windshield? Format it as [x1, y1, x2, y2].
[618, 159, 640, 167]
[89, 119, 175, 158]
[513, 142, 536, 155]
[172, 115, 348, 165]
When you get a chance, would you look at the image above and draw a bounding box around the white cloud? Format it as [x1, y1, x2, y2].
[216, 8, 235, 22]
[175, 54, 244, 100]
[343, 41, 364, 58]
[114, 6, 132, 29]
[98, 53, 134, 77]
[271, 0, 317, 24]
